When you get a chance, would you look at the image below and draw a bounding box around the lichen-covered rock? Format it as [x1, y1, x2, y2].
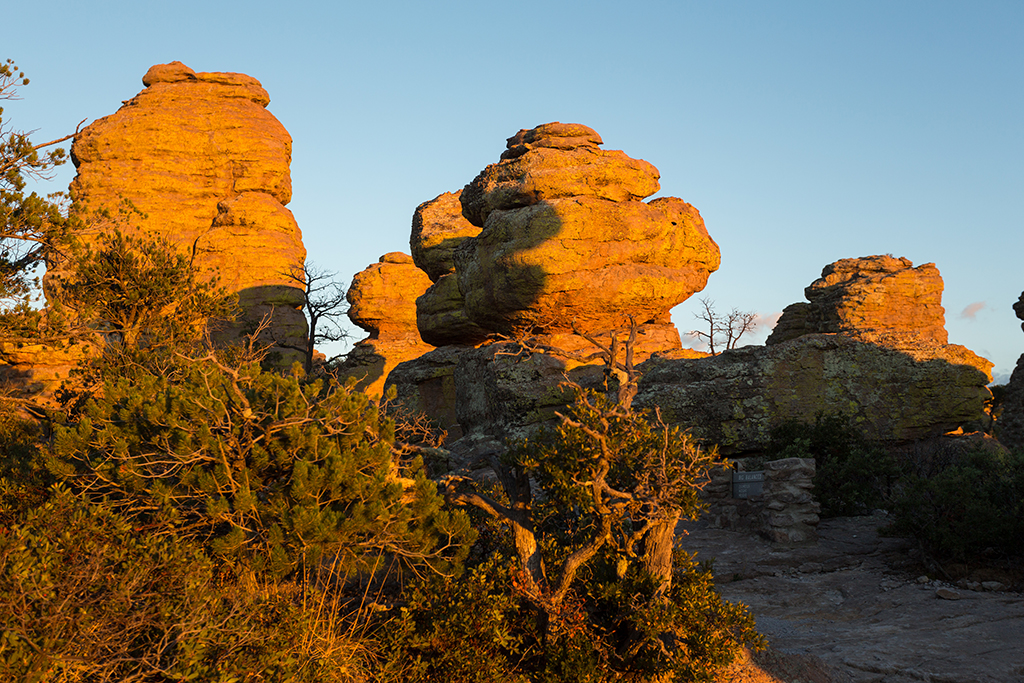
[382, 345, 469, 442]
[410, 191, 481, 283]
[448, 123, 719, 339]
[336, 252, 433, 396]
[635, 334, 992, 454]
[454, 194, 720, 336]
[416, 273, 490, 347]
[635, 255, 993, 454]
[67, 61, 305, 361]
[461, 143, 660, 228]
[766, 255, 991, 381]
[767, 256, 947, 347]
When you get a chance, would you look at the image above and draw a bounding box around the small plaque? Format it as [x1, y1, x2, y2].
[732, 471, 764, 499]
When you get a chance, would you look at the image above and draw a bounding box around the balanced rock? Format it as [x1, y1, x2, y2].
[336, 253, 433, 397]
[67, 61, 306, 359]
[383, 124, 716, 446]
[453, 124, 719, 337]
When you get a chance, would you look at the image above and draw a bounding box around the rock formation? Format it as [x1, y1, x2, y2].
[636, 334, 991, 453]
[410, 190, 480, 283]
[1016, 292, 1024, 333]
[335, 253, 433, 397]
[767, 255, 947, 348]
[996, 291, 1024, 450]
[0, 341, 95, 412]
[455, 122, 720, 338]
[636, 256, 993, 454]
[411, 191, 489, 347]
[383, 123, 720, 444]
[67, 61, 307, 359]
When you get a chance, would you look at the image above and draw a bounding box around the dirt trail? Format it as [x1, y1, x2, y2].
[684, 512, 1024, 683]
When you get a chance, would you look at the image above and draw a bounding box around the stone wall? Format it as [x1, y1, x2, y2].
[702, 457, 819, 546]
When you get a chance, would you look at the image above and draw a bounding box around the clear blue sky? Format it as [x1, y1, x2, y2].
[8, 0, 1023, 380]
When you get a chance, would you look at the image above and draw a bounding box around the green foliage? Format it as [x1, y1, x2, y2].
[518, 390, 712, 543]
[380, 554, 535, 683]
[47, 351, 474, 580]
[885, 447, 1024, 562]
[382, 544, 764, 682]
[0, 484, 390, 681]
[418, 385, 762, 682]
[0, 59, 69, 314]
[56, 227, 236, 350]
[766, 413, 899, 517]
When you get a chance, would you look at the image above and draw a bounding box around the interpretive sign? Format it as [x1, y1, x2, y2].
[732, 470, 764, 499]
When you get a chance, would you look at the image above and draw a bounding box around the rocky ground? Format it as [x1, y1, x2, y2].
[689, 512, 1024, 682]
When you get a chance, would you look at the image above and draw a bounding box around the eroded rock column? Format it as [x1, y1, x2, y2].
[67, 61, 307, 361]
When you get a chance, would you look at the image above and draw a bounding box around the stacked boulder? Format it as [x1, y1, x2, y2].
[637, 256, 993, 453]
[66, 61, 307, 360]
[381, 123, 721, 445]
[412, 191, 488, 346]
[996, 292, 1024, 449]
[766, 255, 947, 347]
[451, 122, 719, 343]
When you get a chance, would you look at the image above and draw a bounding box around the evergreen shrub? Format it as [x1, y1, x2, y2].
[766, 413, 898, 517]
[886, 447, 1024, 561]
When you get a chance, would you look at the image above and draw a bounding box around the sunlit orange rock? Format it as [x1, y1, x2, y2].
[410, 191, 481, 283]
[337, 253, 434, 397]
[453, 123, 720, 338]
[767, 255, 991, 379]
[460, 123, 660, 227]
[67, 61, 306, 360]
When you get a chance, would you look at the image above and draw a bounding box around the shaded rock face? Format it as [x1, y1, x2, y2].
[67, 61, 306, 360]
[335, 252, 433, 397]
[767, 255, 947, 348]
[636, 334, 992, 454]
[454, 123, 720, 338]
[410, 191, 481, 283]
[411, 191, 489, 347]
[996, 291, 1024, 450]
[381, 345, 468, 442]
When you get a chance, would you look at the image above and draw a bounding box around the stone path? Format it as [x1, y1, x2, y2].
[681, 512, 1024, 683]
